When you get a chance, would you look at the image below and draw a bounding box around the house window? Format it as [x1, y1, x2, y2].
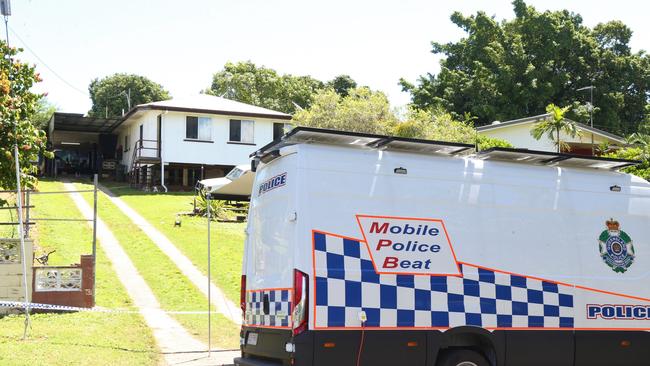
[229, 119, 254, 143]
[124, 134, 130, 152]
[186, 116, 212, 141]
[273, 122, 292, 140]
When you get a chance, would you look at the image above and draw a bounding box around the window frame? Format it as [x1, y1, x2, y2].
[185, 115, 212, 142]
[273, 122, 292, 140]
[229, 119, 255, 145]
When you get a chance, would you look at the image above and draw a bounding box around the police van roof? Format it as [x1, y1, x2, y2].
[252, 127, 639, 171]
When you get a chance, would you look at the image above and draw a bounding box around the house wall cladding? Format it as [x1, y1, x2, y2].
[0, 238, 33, 312]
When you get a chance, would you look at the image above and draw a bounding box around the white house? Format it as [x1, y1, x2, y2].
[113, 94, 292, 190]
[47, 94, 292, 190]
[476, 113, 626, 155]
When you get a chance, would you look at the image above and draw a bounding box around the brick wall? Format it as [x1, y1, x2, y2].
[32, 255, 94, 309]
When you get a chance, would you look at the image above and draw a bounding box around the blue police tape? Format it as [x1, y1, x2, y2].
[0, 300, 216, 314]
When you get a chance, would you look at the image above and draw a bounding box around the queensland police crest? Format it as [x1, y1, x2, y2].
[598, 218, 635, 273]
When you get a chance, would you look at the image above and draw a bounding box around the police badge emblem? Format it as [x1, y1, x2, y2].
[598, 218, 635, 273]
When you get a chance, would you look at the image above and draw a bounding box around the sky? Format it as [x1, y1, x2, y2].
[8, 0, 650, 114]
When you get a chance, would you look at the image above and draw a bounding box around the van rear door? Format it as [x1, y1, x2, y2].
[241, 153, 297, 363]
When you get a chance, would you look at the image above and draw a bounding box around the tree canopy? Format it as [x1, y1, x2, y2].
[293, 87, 512, 150]
[207, 61, 361, 114]
[88, 73, 170, 118]
[293, 87, 397, 134]
[393, 108, 512, 150]
[207, 61, 324, 114]
[400, 0, 650, 135]
[326, 75, 358, 97]
[0, 41, 51, 191]
[32, 97, 56, 128]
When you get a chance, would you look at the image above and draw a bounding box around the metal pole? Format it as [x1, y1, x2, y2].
[207, 192, 211, 356]
[92, 174, 98, 305]
[25, 190, 29, 236]
[3, 16, 7, 47]
[590, 86, 594, 155]
[5, 9, 31, 340]
[14, 145, 31, 339]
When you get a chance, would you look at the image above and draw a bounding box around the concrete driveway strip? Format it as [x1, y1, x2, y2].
[97, 183, 241, 325]
[63, 182, 239, 366]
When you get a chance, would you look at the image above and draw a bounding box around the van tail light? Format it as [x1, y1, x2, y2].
[292, 269, 309, 336]
[240, 275, 247, 316]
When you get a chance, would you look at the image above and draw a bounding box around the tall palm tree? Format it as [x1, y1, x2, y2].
[531, 104, 580, 153]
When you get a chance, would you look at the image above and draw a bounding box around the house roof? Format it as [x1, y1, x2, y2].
[49, 112, 122, 134]
[476, 113, 626, 144]
[120, 94, 292, 126]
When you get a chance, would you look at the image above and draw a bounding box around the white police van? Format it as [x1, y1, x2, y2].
[234, 127, 650, 366]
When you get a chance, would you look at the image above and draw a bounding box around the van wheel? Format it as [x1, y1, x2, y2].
[438, 349, 490, 366]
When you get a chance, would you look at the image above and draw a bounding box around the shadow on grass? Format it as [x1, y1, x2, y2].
[1, 335, 238, 355]
[100, 181, 195, 197]
[0, 334, 238, 355]
[0, 334, 156, 354]
[39, 177, 195, 197]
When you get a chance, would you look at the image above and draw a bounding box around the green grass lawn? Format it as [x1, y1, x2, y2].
[75, 181, 240, 349]
[0, 180, 160, 366]
[101, 181, 245, 305]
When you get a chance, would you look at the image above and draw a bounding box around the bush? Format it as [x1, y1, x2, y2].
[392, 108, 513, 150]
[193, 194, 228, 220]
[476, 134, 513, 150]
[604, 147, 650, 181]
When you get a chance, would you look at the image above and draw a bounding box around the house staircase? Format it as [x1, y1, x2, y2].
[129, 139, 160, 190]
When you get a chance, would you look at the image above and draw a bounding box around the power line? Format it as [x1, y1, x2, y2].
[8, 26, 88, 97]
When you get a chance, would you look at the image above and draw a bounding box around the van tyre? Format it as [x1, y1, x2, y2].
[438, 349, 490, 366]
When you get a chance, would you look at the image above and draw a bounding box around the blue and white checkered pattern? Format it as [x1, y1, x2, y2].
[245, 289, 292, 327]
[313, 232, 574, 329]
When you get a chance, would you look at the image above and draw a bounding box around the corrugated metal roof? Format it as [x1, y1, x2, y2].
[119, 94, 292, 126]
[49, 113, 122, 133]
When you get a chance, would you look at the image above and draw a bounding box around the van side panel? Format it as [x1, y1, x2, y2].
[241, 143, 650, 366]
[293, 143, 650, 366]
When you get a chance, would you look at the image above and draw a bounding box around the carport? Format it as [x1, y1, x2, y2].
[46, 113, 122, 177]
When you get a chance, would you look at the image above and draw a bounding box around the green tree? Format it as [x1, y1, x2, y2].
[293, 87, 397, 134]
[88, 73, 170, 118]
[401, 0, 650, 135]
[327, 75, 357, 97]
[0, 41, 51, 192]
[531, 104, 579, 152]
[392, 108, 512, 150]
[605, 147, 650, 181]
[31, 97, 56, 128]
[208, 61, 324, 114]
